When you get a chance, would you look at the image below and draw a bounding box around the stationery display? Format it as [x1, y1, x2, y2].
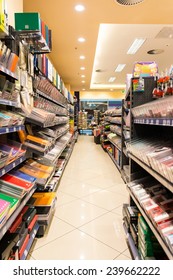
[128, 176, 173, 254]
[127, 138, 173, 183]
[132, 95, 173, 119]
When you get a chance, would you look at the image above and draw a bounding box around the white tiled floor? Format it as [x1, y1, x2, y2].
[29, 135, 132, 260]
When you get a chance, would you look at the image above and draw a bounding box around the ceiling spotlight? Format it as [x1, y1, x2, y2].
[80, 55, 85, 60]
[81, 75, 85, 78]
[147, 49, 164, 55]
[82, 81, 85, 83]
[75, 4, 85, 12]
[80, 67, 85, 70]
[114, 0, 144, 5]
[78, 37, 86, 42]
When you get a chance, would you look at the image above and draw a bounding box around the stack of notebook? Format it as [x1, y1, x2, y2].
[0, 140, 26, 165]
[0, 170, 36, 199]
[24, 134, 51, 153]
[0, 193, 19, 218]
[32, 192, 56, 222]
[19, 158, 54, 186]
[0, 198, 10, 229]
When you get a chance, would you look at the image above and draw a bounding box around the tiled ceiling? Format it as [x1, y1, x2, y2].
[23, 0, 173, 92]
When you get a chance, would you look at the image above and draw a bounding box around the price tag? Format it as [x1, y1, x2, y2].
[163, 119, 166, 125]
[166, 119, 170, 126]
[2, 226, 6, 236]
[150, 119, 154, 125]
[2, 169, 5, 175]
[6, 128, 9, 133]
[13, 127, 16, 132]
[156, 119, 159, 125]
[13, 162, 16, 168]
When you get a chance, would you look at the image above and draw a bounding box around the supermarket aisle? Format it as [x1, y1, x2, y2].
[29, 136, 131, 260]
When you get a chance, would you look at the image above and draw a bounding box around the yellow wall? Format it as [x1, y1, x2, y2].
[80, 90, 125, 100]
[6, 0, 23, 27]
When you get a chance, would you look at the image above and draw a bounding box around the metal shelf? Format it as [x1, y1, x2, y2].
[134, 117, 173, 126]
[16, 30, 51, 54]
[0, 186, 36, 241]
[25, 117, 68, 128]
[0, 125, 25, 135]
[129, 153, 173, 193]
[123, 222, 141, 260]
[21, 222, 39, 260]
[36, 89, 67, 109]
[127, 187, 173, 260]
[0, 65, 18, 80]
[0, 99, 21, 108]
[108, 138, 121, 151]
[123, 125, 130, 131]
[107, 150, 120, 171]
[0, 155, 26, 177]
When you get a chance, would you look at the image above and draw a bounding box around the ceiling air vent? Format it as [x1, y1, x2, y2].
[115, 0, 144, 5]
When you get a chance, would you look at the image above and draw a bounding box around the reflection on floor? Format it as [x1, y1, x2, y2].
[29, 135, 132, 260]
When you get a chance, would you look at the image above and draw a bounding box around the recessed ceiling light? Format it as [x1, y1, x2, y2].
[115, 0, 144, 5]
[78, 37, 86, 42]
[115, 64, 126, 72]
[80, 55, 85, 60]
[110, 89, 114, 91]
[81, 75, 85, 78]
[82, 81, 85, 83]
[75, 4, 85, 12]
[108, 77, 116, 82]
[80, 67, 85, 70]
[127, 38, 146, 54]
[82, 88, 86, 91]
[147, 49, 164, 55]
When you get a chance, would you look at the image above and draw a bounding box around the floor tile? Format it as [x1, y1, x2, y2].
[58, 181, 102, 198]
[85, 175, 123, 189]
[56, 191, 77, 206]
[54, 199, 107, 227]
[30, 230, 120, 260]
[111, 205, 123, 216]
[80, 212, 128, 253]
[31, 216, 75, 251]
[82, 189, 126, 210]
[115, 254, 131, 260]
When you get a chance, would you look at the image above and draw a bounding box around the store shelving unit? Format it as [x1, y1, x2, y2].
[0, 65, 18, 80]
[101, 108, 122, 171]
[0, 186, 36, 240]
[121, 99, 130, 183]
[125, 76, 173, 259]
[127, 186, 173, 260]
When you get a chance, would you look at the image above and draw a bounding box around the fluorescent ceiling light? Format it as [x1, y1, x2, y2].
[115, 64, 126, 72]
[75, 5, 85, 12]
[127, 38, 146, 54]
[78, 37, 86, 42]
[90, 83, 126, 89]
[80, 55, 85, 59]
[80, 67, 85, 70]
[108, 77, 116, 82]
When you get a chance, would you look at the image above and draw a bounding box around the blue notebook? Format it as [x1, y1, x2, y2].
[9, 170, 37, 183]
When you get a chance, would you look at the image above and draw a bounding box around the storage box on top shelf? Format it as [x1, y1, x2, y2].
[15, 13, 41, 32]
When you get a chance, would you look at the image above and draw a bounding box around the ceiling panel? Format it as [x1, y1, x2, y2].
[23, 0, 173, 91]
